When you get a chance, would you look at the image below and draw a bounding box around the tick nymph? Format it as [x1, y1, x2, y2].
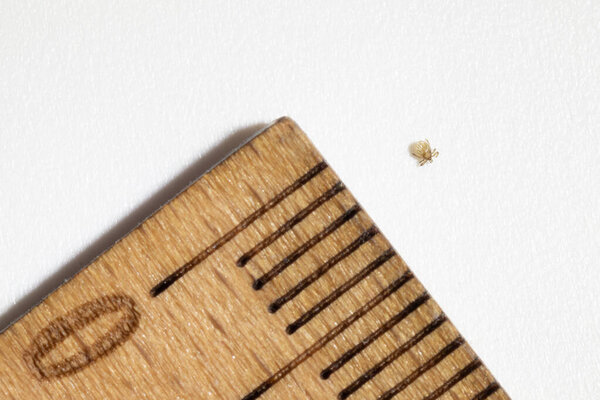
[410, 139, 439, 166]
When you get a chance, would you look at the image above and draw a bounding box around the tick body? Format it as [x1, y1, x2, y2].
[410, 139, 439, 166]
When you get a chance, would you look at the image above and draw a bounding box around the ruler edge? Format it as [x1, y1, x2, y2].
[0, 117, 291, 334]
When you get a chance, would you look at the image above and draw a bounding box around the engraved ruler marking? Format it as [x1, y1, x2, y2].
[150, 160, 329, 297]
[472, 382, 501, 400]
[252, 203, 362, 290]
[291, 248, 396, 335]
[22, 294, 139, 380]
[237, 181, 346, 267]
[418, 358, 484, 400]
[242, 271, 415, 400]
[0, 117, 508, 400]
[342, 335, 464, 399]
[268, 225, 379, 315]
[320, 293, 433, 380]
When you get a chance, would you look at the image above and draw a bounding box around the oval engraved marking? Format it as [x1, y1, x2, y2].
[23, 294, 140, 380]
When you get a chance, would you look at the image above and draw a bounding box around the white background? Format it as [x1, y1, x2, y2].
[1, 1, 599, 398]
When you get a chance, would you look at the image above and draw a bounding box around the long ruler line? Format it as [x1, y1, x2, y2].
[374, 337, 468, 400]
[339, 315, 450, 399]
[150, 161, 328, 296]
[321, 292, 431, 379]
[242, 267, 413, 400]
[289, 249, 396, 335]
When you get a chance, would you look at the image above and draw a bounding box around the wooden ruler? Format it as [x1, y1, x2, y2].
[0, 118, 509, 400]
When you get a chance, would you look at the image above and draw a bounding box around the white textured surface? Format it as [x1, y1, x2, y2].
[1, 2, 599, 398]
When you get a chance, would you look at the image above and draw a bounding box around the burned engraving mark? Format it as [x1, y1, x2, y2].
[23, 294, 140, 380]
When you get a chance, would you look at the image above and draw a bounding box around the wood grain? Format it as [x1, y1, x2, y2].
[0, 117, 509, 399]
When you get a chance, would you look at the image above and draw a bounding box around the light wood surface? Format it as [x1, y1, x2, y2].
[0, 117, 509, 399]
